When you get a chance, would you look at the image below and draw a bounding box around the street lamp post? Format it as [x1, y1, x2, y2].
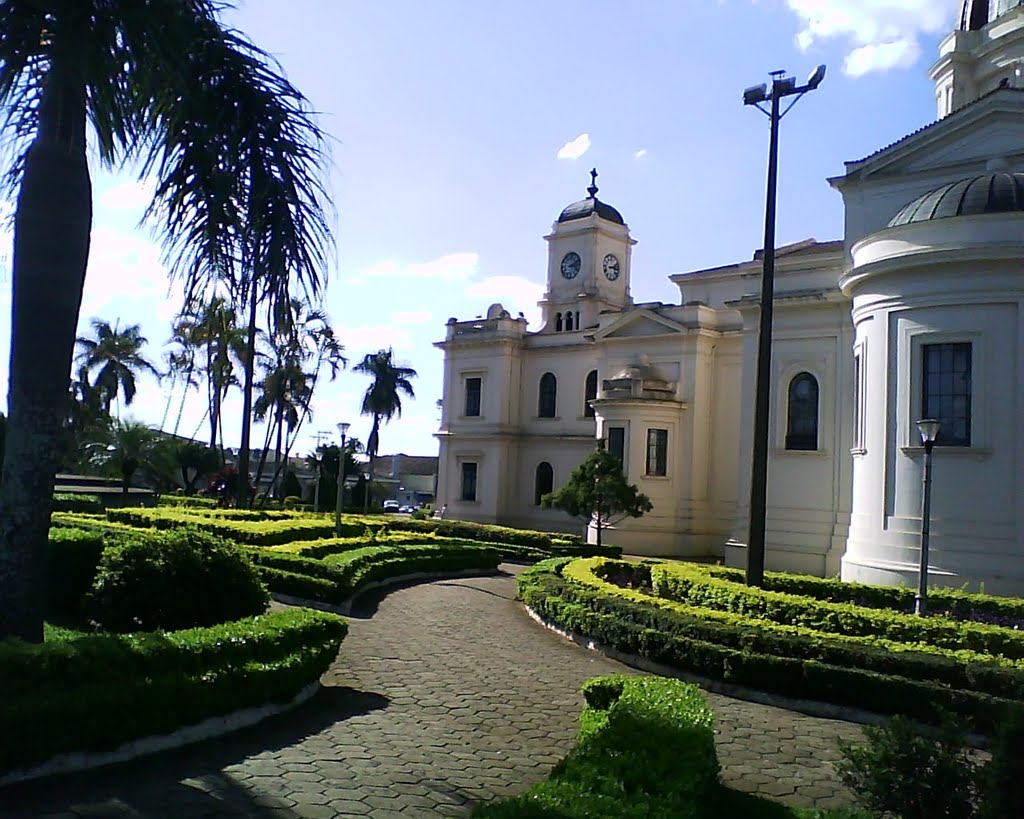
[742, 64, 826, 588]
[915, 418, 941, 615]
[335, 422, 350, 537]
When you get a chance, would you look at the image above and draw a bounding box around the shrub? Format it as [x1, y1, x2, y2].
[44, 527, 113, 619]
[979, 709, 1024, 818]
[84, 528, 270, 632]
[0, 608, 346, 772]
[476, 675, 719, 818]
[52, 493, 103, 514]
[836, 715, 980, 819]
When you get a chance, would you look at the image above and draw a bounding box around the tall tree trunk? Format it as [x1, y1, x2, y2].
[273, 405, 284, 499]
[0, 72, 91, 642]
[253, 410, 275, 504]
[236, 290, 260, 508]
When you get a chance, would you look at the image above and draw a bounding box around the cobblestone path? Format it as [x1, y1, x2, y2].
[2, 568, 861, 817]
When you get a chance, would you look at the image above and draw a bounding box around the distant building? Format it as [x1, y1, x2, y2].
[435, 2, 1024, 594]
[370, 454, 438, 506]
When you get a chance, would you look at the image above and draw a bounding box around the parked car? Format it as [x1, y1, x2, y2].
[399, 505, 414, 514]
[382, 500, 401, 513]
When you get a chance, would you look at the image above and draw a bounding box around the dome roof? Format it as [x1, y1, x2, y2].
[961, 1, 1021, 31]
[888, 173, 1024, 227]
[557, 168, 624, 225]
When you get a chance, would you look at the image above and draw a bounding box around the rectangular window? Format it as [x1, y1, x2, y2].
[645, 428, 668, 476]
[464, 377, 481, 417]
[853, 351, 864, 450]
[460, 462, 478, 502]
[607, 427, 625, 466]
[922, 342, 971, 446]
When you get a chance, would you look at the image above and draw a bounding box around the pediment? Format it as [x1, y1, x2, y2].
[592, 309, 686, 341]
[846, 93, 1024, 182]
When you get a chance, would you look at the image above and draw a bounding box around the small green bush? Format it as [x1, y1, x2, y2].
[84, 528, 270, 632]
[978, 709, 1024, 818]
[837, 715, 980, 819]
[44, 527, 113, 619]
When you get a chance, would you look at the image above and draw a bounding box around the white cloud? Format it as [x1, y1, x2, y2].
[80, 228, 171, 319]
[786, 0, 958, 76]
[348, 252, 479, 284]
[634, 149, 648, 160]
[98, 178, 156, 212]
[336, 323, 415, 353]
[464, 275, 545, 327]
[390, 309, 434, 325]
[557, 133, 591, 160]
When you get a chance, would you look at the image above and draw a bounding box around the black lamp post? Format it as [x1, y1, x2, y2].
[915, 418, 941, 615]
[334, 421, 350, 537]
[742, 64, 826, 588]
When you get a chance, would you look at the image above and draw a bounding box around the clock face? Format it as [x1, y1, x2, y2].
[603, 254, 621, 281]
[560, 251, 581, 279]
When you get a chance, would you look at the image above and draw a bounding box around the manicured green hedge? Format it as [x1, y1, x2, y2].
[52, 493, 104, 514]
[44, 527, 111, 618]
[476, 675, 719, 818]
[645, 562, 1024, 659]
[0, 609, 346, 773]
[520, 560, 1024, 734]
[250, 541, 501, 605]
[157, 495, 219, 509]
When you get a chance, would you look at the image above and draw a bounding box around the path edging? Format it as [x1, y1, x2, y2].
[523, 604, 991, 744]
[274, 567, 499, 616]
[0, 682, 320, 788]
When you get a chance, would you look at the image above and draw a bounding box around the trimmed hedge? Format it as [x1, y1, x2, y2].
[476, 675, 719, 818]
[645, 562, 1024, 658]
[45, 527, 110, 619]
[52, 493, 103, 514]
[250, 541, 501, 604]
[520, 559, 1024, 735]
[0, 609, 346, 773]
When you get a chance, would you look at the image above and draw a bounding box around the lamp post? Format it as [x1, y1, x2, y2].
[915, 418, 941, 615]
[334, 422, 350, 537]
[742, 64, 826, 588]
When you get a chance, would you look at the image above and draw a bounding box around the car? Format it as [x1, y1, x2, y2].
[399, 505, 414, 514]
[382, 500, 401, 513]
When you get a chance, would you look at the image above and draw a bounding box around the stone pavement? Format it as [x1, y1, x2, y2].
[1, 568, 862, 818]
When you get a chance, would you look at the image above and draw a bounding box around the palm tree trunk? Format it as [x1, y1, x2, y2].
[0, 72, 91, 643]
[273, 406, 284, 499]
[253, 414, 275, 504]
[235, 289, 260, 508]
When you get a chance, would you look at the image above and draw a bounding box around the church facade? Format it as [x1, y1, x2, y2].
[435, 2, 1024, 595]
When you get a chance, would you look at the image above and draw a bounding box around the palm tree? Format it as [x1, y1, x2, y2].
[86, 420, 158, 494]
[75, 319, 161, 416]
[252, 356, 313, 499]
[0, 2, 332, 642]
[354, 349, 417, 512]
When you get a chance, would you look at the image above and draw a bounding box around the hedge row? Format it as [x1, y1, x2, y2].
[475, 675, 721, 818]
[697, 564, 1024, 622]
[52, 493, 104, 514]
[521, 560, 1024, 734]
[644, 562, 1024, 659]
[0, 609, 346, 772]
[250, 541, 501, 605]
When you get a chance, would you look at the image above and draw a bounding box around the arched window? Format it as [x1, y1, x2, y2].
[565, 312, 574, 331]
[786, 372, 819, 451]
[538, 372, 557, 418]
[575, 311, 581, 329]
[534, 461, 554, 505]
[555, 312, 563, 332]
[584, 370, 598, 417]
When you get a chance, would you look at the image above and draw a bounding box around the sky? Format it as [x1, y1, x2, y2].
[0, 0, 964, 460]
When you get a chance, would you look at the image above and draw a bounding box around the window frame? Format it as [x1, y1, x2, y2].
[464, 376, 482, 418]
[584, 369, 598, 418]
[460, 461, 478, 502]
[607, 426, 626, 473]
[921, 341, 972, 447]
[538, 372, 558, 418]
[852, 342, 866, 454]
[534, 461, 554, 506]
[785, 371, 820, 452]
[645, 428, 668, 477]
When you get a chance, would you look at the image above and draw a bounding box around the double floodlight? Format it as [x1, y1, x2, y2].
[742, 64, 827, 106]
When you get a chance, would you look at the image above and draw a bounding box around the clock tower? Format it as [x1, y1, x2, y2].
[539, 169, 635, 333]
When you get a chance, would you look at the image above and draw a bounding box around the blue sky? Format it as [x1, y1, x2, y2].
[0, 0, 962, 459]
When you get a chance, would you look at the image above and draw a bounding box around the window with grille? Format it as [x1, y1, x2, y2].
[786, 372, 819, 451]
[645, 428, 668, 476]
[607, 427, 625, 468]
[460, 462, 478, 501]
[922, 342, 971, 446]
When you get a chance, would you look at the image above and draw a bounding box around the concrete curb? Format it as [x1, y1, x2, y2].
[523, 605, 991, 747]
[0, 682, 320, 788]
[273, 567, 500, 616]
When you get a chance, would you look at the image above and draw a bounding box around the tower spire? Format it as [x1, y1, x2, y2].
[587, 168, 599, 199]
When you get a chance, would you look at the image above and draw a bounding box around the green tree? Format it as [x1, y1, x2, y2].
[253, 356, 312, 499]
[354, 349, 417, 511]
[75, 319, 161, 415]
[87, 420, 159, 493]
[542, 443, 653, 547]
[170, 439, 221, 495]
[307, 438, 363, 513]
[0, 1, 331, 642]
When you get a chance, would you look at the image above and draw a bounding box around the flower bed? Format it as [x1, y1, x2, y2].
[519, 558, 1024, 734]
[0, 609, 346, 774]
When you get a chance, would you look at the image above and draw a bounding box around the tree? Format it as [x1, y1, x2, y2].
[354, 349, 417, 511]
[542, 443, 653, 547]
[75, 319, 161, 415]
[170, 440, 221, 495]
[253, 355, 312, 499]
[0, 1, 332, 642]
[87, 420, 159, 493]
[307, 438, 362, 513]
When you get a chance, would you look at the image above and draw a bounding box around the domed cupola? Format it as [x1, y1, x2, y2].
[889, 172, 1024, 226]
[961, 1, 1024, 30]
[557, 168, 625, 225]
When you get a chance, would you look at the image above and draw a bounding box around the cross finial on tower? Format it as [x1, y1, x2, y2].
[587, 168, 599, 198]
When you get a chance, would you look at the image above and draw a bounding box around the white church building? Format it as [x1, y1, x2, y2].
[435, 1, 1024, 595]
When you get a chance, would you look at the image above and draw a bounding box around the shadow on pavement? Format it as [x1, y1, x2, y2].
[348, 569, 517, 618]
[0, 685, 389, 818]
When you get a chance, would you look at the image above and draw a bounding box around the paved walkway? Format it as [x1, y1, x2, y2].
[2, 568, 862, 818]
